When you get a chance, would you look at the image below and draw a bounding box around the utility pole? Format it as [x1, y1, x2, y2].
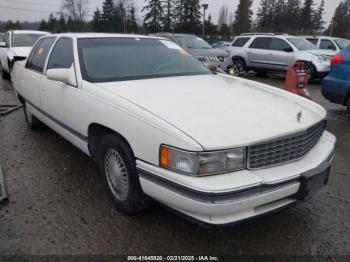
[201, 3, 208, 37]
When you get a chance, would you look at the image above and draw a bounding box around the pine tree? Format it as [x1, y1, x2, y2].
[285, 0, 301, 34]
[47, 14, 58, 33]
[39, 19, 47, 31]
[328, 0, 350, 38]
[272, 0, 286, 32]
[58, 14, 67, 33]
[102, 0, 115, 32]
[205, 13, 217, 35]
[92, 8, 102, 31]
[233, 0, 253, 35]
[66, 16, 75, 32]
[163, 0, 175, 32]
[313, 0, 325, 33]
[127, 5, 138, 33]
[181, 0, 201, 34]
[300, 0, 315, 34]
[142, 0, 164, 33]
[173, 0, 184, 30]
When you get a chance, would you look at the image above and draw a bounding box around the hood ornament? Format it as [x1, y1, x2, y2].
[297, 111, 303, 123]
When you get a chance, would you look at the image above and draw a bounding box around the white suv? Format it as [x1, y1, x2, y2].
[228, 33, 335, 82]
[0, 30, 48, 80]
[303, 36, 350, 53]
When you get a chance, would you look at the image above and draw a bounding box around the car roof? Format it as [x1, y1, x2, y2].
[44, 33, 165, 40]
[11, 30, 49, 35]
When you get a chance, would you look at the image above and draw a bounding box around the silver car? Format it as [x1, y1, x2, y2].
[228, 33, 335, 82]
[302, 36, 350, 53]
[155, 33, 232, 71]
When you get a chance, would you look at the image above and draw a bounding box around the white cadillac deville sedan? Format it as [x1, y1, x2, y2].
[12, 33, 336, 226]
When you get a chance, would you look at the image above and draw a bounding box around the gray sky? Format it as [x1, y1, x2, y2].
[0, 0, 341, 26]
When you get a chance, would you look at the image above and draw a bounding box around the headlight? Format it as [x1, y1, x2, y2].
[318, 55, 332, 63]
[160, 145, 246, 176]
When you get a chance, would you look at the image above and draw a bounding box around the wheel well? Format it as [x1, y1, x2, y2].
[88, 123, 134, 161]
[232, 56, 246, 65]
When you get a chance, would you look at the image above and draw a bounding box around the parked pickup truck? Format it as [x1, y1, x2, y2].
[13, 33, 336, 226]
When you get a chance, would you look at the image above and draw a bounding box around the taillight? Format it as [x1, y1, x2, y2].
[331, 55, 345, 65]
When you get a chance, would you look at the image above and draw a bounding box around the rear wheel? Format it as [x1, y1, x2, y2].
[23, 102, 44, 130]
[304, 63, 316, 84]
[98, 134, 151, 214]
[232, 57, 246, 76]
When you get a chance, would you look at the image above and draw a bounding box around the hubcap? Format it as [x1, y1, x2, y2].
[104, 149, 129, 201]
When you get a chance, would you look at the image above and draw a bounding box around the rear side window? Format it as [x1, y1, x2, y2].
[320, 39, 337, 50]
[306, 38, 318, 46]
[249, 37, 272, 50]
[27, 38, 55, 73]
[47, 38, 74, 70]
[232, 37, 250, 47]
[271, 38, 292, 51]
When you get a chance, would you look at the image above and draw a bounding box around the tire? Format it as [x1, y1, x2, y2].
[23, 102, 44, 130]
[0, 62, 9, 79]
[232, 57, 246, 76]
[304, 63, 316, 84]
[98, 134, 151, 214]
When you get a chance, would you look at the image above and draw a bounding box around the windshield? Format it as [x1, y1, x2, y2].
[287, 37, 317, 51]
[334, 39, 350, 50]
[78, 38, 211, 83]
[174, 35, 213, 49]
[12, 34, 45, 47]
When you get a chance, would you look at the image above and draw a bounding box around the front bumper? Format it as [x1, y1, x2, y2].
[137, 131, 336, 225]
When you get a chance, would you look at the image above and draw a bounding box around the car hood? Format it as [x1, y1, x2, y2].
[304, 49, 336, 56]
[10, 47, 32, 57]
[97, 74, 326, 150]
[188, 48, 229, 57]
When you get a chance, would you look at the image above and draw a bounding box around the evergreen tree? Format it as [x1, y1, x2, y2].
[256, 0, 275, 32]
[181, 0, 201, 34]
[58, 14, 67, 32]
[127, 5, 138, 33]
[66, 16, 75, 32]
[285, 0, 301, 33]
[142, 0, 164, 33]
[47, 14, 58, 32]
[163, 0, 175, 32]
[102, 0, 115, 32]
[313, 0, 325, 33]
[300, 0, 315, 34]
[328, 0, 350, 38]
[205, 13, 217, 35]
[92, 8, 102, 31]
[272, 0, 286, 32]
[173, 0, 184, 30]
[38, 19, 47, 31]
[233, 0, 253, 35]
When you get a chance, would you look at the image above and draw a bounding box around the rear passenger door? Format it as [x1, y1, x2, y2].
[21, 37, 56, 107]
[269, 38, 294, 70]
[247, 37, 272, 69]
[40, 37, 81, 132]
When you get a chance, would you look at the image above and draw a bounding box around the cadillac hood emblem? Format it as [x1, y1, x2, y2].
[297, 111, 303, 123]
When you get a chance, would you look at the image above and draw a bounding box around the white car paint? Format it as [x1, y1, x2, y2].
[12, 33, 336, 225]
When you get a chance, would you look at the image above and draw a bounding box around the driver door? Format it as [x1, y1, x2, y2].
[269, 38, 294, 70]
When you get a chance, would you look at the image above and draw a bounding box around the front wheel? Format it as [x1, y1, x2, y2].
[98, 134, 151, 214]
[231, 58, 246, 76]
[304, 63, 316, 84]
[23, 102, 44, 130]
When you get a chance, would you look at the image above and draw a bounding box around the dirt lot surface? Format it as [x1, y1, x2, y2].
[0, 74, 349, 257]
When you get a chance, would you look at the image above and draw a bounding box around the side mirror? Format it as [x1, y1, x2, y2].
[0, 42, 6, 48]
[47, 64, 77, 86]
[284, 47, 294, 53]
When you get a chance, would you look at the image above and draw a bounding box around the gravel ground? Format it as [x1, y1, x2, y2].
[0, 74, 349, 257]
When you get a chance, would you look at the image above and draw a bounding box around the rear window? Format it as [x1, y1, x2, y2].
[306, 38, 318, 46]
[232, 37, 250, 47]
[12, 34, 45, 47]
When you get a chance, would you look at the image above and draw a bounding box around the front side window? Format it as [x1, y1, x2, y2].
[27, 38, 56, 72]
[78, 37, 211, 83]
[287, 38, 316, 51]
[232, 37, 251, 47]
[174, 35, 212, 49]
[320, 39, 337, 50]
[271, 38, 292, 51]
[249, 37, 272, 50]
[48, 38, 74, 70]
[12, 34, 45, 47]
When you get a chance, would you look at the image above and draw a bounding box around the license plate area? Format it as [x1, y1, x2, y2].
[298, 166, 330, 201]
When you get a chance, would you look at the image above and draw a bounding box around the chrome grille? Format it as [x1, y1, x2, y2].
[248, 121, 326, 169]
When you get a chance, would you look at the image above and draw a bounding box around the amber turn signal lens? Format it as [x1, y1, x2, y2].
[160, 146, 171, 167]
